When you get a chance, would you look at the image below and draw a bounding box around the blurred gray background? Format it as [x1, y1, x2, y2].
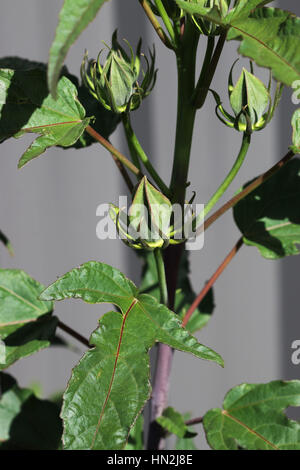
[0, 0, 299, 448]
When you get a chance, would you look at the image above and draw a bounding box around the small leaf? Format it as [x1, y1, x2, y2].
[0, 315, 58, 371]
[233, 158, 300, 259]
[203, 380, 300, 450]
[41, 261, 223, 450]
[0, 373, 62, 450]
[48, 0, 110, 97]
[156, 407, 190, 438]
[0, 270, 53, 326]
[0, 68, 90, 167]
[175, 413, 198, 450]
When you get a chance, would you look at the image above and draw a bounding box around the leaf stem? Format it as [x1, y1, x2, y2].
[121, 115, 142, 171]
[185, 416, 203, 426]
[154, 0, 176, 45]
[122, 114, 171, 197]
[57, 320, 90, 348]
[182, 237, 244, 328]
[86, 125, 142, 178]
[138, 0, 174, 49]
[154, 248, 168, 306]
[203, 132, 251, 219]
[193, 30, 227, 109]
[198, 149, 295, 235]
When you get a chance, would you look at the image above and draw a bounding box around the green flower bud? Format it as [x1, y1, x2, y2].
[109, 177, 188, 251]
[212, 62, 283, 134]
[81, 31, 157, 114]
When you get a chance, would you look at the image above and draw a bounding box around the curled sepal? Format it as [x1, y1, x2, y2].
[81, 31, 157, 114]
[212, 62, 283, 134]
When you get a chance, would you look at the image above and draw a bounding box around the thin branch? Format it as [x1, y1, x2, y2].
[86, 125, 142, 178]
[185, 416, 203, 426]
[197, 150, 295, 236]
[57, 320, 90, 348]
[109, 152, 134, 193]
[154, 0, 176, 44]
[202, 132, 251, 220]
[138, 0, 174, 49]
[182, 237, 244, 327]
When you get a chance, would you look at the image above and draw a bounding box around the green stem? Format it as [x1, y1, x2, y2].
[192, 35, 215, 102]
[138, 0, 173, 49]
[194, 30, 227, 109]
[121, 114, 141, 171]
[203, 132, 251, 219]
[154, 248, 168, 306]
[154, 0, 176, 45]
[122, 113, 171, 197]
[169, 20, 200, 206]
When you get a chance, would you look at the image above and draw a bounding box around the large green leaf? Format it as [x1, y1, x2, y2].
[233, 158, 300, 259]
[0, 315, 58, 371]
[0, 270, 53, 326]
[0, 68, 90, 167]
[48, 0, 109, 97]
[203, 380, 300, 450]
[40, 261, 223, 450]
[227, 8, 300, 87]
[176, 3, 300, 86]
[0, 373, 62, 450]
[139, 251, 214, 333]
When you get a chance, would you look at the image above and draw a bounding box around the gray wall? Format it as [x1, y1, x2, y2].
[0, 0, 299, 448]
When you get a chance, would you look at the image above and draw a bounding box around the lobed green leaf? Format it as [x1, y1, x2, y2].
[203, 380, 300, 450]
[41, 261, 223, 449]
[0, 68, 90, 167]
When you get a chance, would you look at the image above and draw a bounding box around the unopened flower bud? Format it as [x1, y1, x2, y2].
[81, 31, 157, 114]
